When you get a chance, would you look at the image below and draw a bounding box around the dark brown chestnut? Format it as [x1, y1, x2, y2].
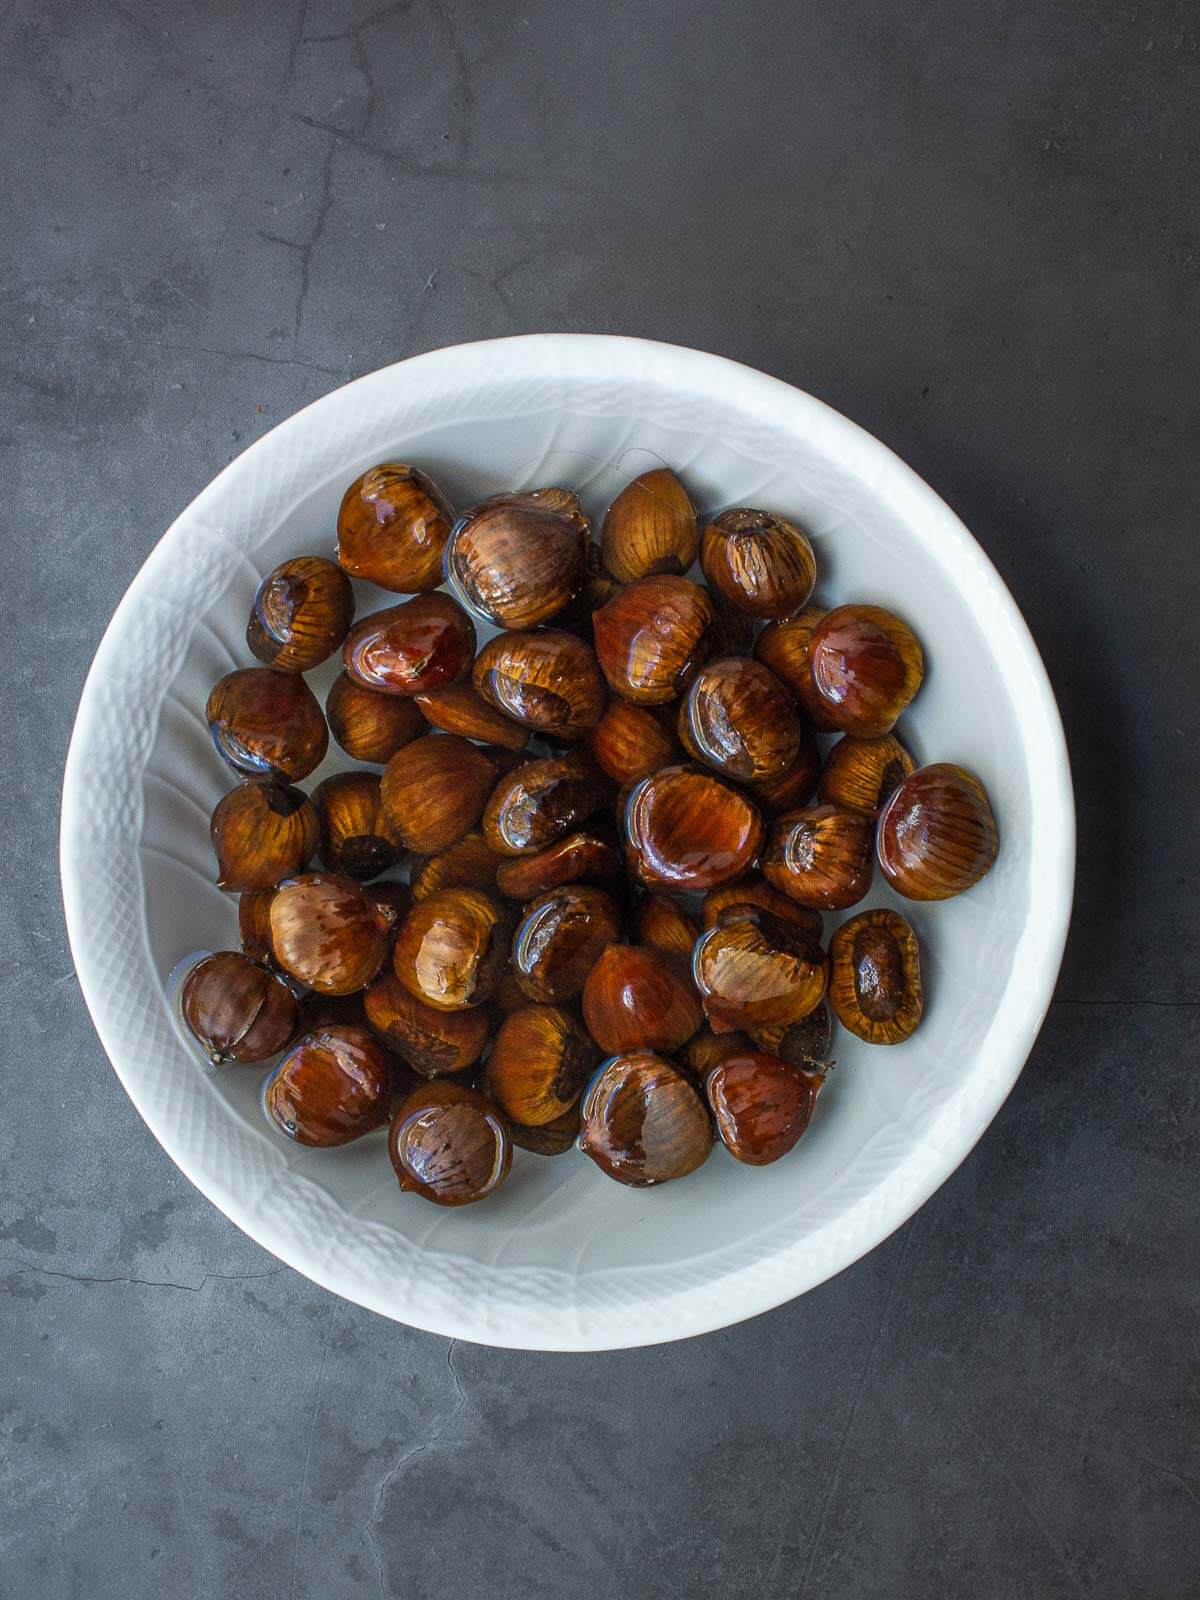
[691, 904, 828, 1034]
[700, 875, 824, 940]
[819, 732, 914, 817]
[472, 629, 606, 740]
[807, 604, 924, 736]
[211, 779, 319, 891]
[181, 951, 300, 1065]
[206, 667, 328, 781]
[482, 753, 610, 857]
[828, 908, 924, 1043]
[379, 734, 500, 854]
[511, 885, 623, 1004]
[313, 771, 403, 880]
[445, 489, 590, 629]
[750, 727, 822, 815]
[753, 606, 838, 731]
[700, 508, 816, 620]
[600, 468, 698, 583]
[633, 892, 700, 962]
[238, 889, 276, 963]
[705, 1050, 821, 1165]
[581, 943, 703, 1055]
[680, 1025, 758, 1077]
[493, 824, 622, 900]
[325, 672, 427, 765]
[763, 804, 874, 910]
[268, 872, 396, 994]
[592, 575, 719, 704]
[509, 1104, 582, 1155]
[364, 966, 491, 1075]
[492, 967, 529, 1018]
[578, 1051, 713, 1187]
[625, 765, 765, 891]
[483, 1004, 599, 1126]
[392, 886, 511, 1011]
[410, 830, 502, 901]
[876, 762, 999, 900]
[389, 1081, 512, 1205]
[585, 698, 679, 786]
[342, 592, 475, 698]
[366, 879, 413, 924]
[336, 463, 454, 593]
[263, 1023, 393, 1146]
[413, 681, 530, 751]
[246, 556, 354, 672]
[678, 656, 803, 782]
[750, 999, 834, 1072]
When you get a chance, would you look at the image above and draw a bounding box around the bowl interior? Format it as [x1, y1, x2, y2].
[63, 337, 1071, 1348]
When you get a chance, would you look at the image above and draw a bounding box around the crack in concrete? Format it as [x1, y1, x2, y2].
[2, 1260, 285, 1294]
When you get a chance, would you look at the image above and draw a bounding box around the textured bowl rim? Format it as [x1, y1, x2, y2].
[60, 334, 1075, 1350]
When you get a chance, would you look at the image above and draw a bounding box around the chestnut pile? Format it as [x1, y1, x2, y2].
[181, 462, 999, 1205]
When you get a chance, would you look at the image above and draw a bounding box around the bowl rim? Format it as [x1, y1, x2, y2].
[60, 333, 1075, 1349]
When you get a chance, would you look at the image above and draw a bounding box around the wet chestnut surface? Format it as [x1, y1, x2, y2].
[206, 667, 329, 781]
[600, 468, 698, 583]
[181, 951, 300, 1065]
[364, 967, 491, 1077]
[705, 1050, 820, 1165]
[326, 672, 426, 764]
[828, 908, 924, 1044]
[379, 734, 500, 855]
[414, 681, 531, 750]
[483, 1004, 599, 1126]
[763, 803, 874, 910]
[446, 489, 590, 628]
[678, 655, 804, 782]
[592, 574, 719, 704]
[581, 942, 704, 1055]
[388, 1081, 512, 1205]
[210, 779, 319, 892]
[472, 628, 607, 740]
[342, 592, 476, 697]
[263, 1023, 393, 1146]
[692, 905, 828, 1034]
[493, 824, 622, 899]
[392, 886, 511, 1011]
[335, 463, 454, 593]
[625, 764, 765, 890]
[818, 731, 915, 816]
[578, 1050, 713, 1187]
[246, 555, 354, 673]
[313, 771, 402, 880]
[267, 872, 396, 995]
[877, 762, 999, 900]
[807, 603, 924, 736]
[700, 507, 817, 620]
[511, 885, 623, 1004]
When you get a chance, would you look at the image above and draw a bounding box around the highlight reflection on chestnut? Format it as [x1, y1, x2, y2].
[678, 656, 803, 782]
[876, 763, 999, 900]
[511, 885, 623, 1004]
[753, 606, 837, 731]
[807, 604, 924, 736]
[625, 764, 764, 891]
[392, 886, 511, 1011]
[445, 489, 590, 629]
[700, 874, 823, 940]
[706, 1050, 822, 1165]
[342, 592, 476, 697]
[592, 575, 719, 704]
[181, 951, 300, 1065]
[472, 629, 607, 741]
[828, 908, 924, 1043]
[389, 1081, 512, 1205]
[700, 507, 816, 620]
[268, 872, 396, 994]
[336, 463, 454, 593]
[247, 555, 354, 672]
[493, 825, 621, 900]
[264, 1024, 394, 1146]
[581, 942, 703, 1055]
[206, 667, 328, 781]
[313, 771, 402, 880]
[482, 753, 610, 857]
[763, 803, 874, 911]
[414, 681, 530, 751]
[691, 904, 828, 1034]
[578, 1050, 713, 1188]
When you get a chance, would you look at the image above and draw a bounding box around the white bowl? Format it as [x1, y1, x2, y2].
[60, 334, 1073, 1351]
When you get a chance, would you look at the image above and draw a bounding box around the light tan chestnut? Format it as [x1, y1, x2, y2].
[700, 507, 816, 619]
[691, 904, 828, 1034]
[211, 780, 319, 892]
[336, 463, 454, 593]
[472, 629, 607, 741]
[763, 804, 874, 911]
[326, 673, 426, 765]
[678, 656, 803, 782]
[818, 732, 915, 817]
[268, 872, 396, 994]
[483, 1004, 599, 1127]
[600, 468, 698, 583]
[828, 908, 924, 1043]
[592, 575, 719, 704]
[380, 734, 501, 855]
[392, 887, 512, 1011]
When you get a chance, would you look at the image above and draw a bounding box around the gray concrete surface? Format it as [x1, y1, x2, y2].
[2, 1, 1198, 1595]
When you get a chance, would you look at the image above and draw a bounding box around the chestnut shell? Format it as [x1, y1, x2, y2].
[472, 629, 607, 741]
[600, 468, 698, 584]
[633, 892, 700, 962]
[876, 763, 999, 900]
[586, 699, 679, 786]
[700, 875, 824, 940]
[246, 556, 354, 672]
[578, 1050, 713, 1188]
[181, 951, 300, 1065]
[581, 942, 703, 1055]
[313, 771, 403, 881]
[364, 966, 491, 1076]
[206, 668, 328, 782]
[211, 779, 319, 892]
[483, 1004, 599, 1126]
[678, 656, 803, 782]
[625, 765, 765, 891]
[445, 489, 590, 629]
[763, 803, 874, 911]
[511, 885, 624, 1004]
[268, 872, 396, 995]
[700, 508, 817, 620]
[592, 575, 719, 705]
[753, 607, 837, 731]
[389, 1081, 512, 1206]
[410, 830, 502, 901]
[807, 604, 924, 736]
[263, 1023, 394, 1146]
[413, 682, 530, 751]
[493, 824, 622, 900]
[706, 1050, 820, 1165]
[818, 732, 914, 817]
[828, 908, 924, 1044]
[482, 753, 610, 857]
[392, 886, 511, 1011]
[342, 592, 476, 698]
[336, 463, 454, 593]
[326, 673, 427, 764]
[691, 905, 828, 1034]
[379, 734, 500, 855]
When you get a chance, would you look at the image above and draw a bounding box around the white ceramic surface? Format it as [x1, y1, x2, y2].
[60, 334, 1074, 1351]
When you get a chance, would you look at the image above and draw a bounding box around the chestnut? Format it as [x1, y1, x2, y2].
[392, 886, 512, 1011]
[876, 762, 999, 900]
[326, 673, 426, 764]
[181, 950, 300, 1065]
[493, 824, 622, 900]
[246, 555, 354, 672]
[263, 1023, 393, 1146]
[389, 1081, 512, 1205]
[578, 1051, 713, 1187]
[828, 908, 923, 1044]
[211, 779, 319, 891]
[633, 892, 699, 962]
[367, 879, 413, 924]
[750, 999, 833, 1072]
[472, 629, 606, 740]
[807, 604, 923, 735]
[581, 943, 703, 1055]
[600, 468, 698, 583]
[700, 507, 816, 620]
[511, 885, 623, 1004]
[678, 656, 803, 782]
[680, 1025, 757, 1077]
[313, 771, 402, 880]
[410, 830, 502, 901]
[413, 681, 530, 751]
[364, 966, 490, 1075]
[268, 872, 396, 994]
[763, 804, 874, 910]
[445, 488, 590, 629]
[238, 888, 276, 963]
[586, 699, 679, 786]
[379, 734, 500, 854]
[342, 592, 476, 698]
[336, 463, 454, 593]
[691, 904, 828, 1034]
[483, 1004, 599, 1126]
[818, 732, 914, 817]
[206, 667, 328, 781]
[509, 1103, 582, 1155]
[705, 1050, 821, 1165]
[625, 765, 764, 891]
[700, 875, 823, 940]
[592, 575, 719, 704]
[555, 539, 622, 642]
[492, 966, 529, 1018]
[709, 593, 758, 656]
[748, 727, 822, 816]
[753, 606, 838, 731]
[482, 753, 610, 857]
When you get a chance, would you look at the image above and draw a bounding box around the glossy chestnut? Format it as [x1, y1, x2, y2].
[749, 727, 822, 815]
[753, 607, 837, 730]
[763, 804, 874, 910]
[392, 886, 512, 1011]
[364, 966, 490, 1076]
[633, 892, 700, 962]
[510, 885, 623, 1004]
[268, 872, 396, 994]
[818, 732, 914, 817]
[692, 904, 828, 1034]
[493, 824, 621, 900]
[700, 507, 816, 619]
[206, 667, 328, 781]
[585, 698, 679, 786]
[472, 629, 606, 740]
[592, 575, 719, 704]
[808, 604, 924, 735]
[336, 463, 454, 593]
[680, 1025, 757, 1077]
[750, 999, 833, 1071]
[600, 468, 698, 583]
[367, 879, 413, 924]
[491, 966, 529, 1018]
[237, 889, 276, 963]
[482, 753, 610, 857]
[410, 830, 502, 901]
[181, 951, 300, 1065]
[828, 908, 924, 1043]
[678, 655, 803, 782]
[388, 1081, 512, 1205]
[705, 1050, 821, 1165]
[578, 1050, 713, 1188]
[326, 673, 426, 765]
[263, 1023, 393, 1146]
[211, 779, 319, 892]
[342, 592, 476, 698]
[876, 763, 999, 900]
[313, 771, 403, 880]
[700, 875, 823, 940]
[413, 681, 530, 751]
[445, 488, 590, 628]
[581, 942, 703, 1055]
[379, 734, 500, 854]
[246, 555, 354, 672]
[483, 1004, 599, 1126]
[625, 765, 764, 891]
